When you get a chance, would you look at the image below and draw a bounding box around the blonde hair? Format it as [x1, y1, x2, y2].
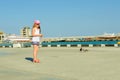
[32, 23, 38, 28]
[32, 23, 41, 33]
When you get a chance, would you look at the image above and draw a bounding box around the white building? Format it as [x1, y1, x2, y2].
[20, 27, 31, 37]
[4, 34, 31, 43]
[0, 31, 5, 42]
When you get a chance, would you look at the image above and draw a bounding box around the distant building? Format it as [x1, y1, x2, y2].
[0, 31, 5, 42]
[117, 33, 120, 36]
[20, 27, 31, 37]
[4, 34, 31, 43]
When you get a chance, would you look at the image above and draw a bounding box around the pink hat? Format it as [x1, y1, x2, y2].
[34, 20, 40, 24]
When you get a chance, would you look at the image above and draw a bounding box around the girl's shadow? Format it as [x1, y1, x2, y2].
[25, 57, 33, 62]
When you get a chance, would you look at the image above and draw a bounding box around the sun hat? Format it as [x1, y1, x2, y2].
[34, 20, 40, 24]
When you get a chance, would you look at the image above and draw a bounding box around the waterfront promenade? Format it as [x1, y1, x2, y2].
[0, 47, 120, 80]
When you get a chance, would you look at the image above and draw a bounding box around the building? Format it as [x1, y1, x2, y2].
[4, 34, 31, 43]
[0, 31, 5, 43]
[20, 27, 31, 37]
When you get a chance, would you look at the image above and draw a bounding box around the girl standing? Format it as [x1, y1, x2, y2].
[32, 20, 43, 63]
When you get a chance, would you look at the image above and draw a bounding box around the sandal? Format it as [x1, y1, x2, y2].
[33, 59, 40, 63]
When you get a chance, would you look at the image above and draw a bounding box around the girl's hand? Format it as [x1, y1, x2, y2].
[39, 34, 43, 37]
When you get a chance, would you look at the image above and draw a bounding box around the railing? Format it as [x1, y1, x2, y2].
[0, 40, 120, 48]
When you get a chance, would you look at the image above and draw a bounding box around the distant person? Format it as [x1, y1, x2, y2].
[32, 20, 43, 63]
[80, 47, 88, 52]
[80, 47, 83, 51]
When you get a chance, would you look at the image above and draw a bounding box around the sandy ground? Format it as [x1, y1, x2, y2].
[0, 47, 120, 80]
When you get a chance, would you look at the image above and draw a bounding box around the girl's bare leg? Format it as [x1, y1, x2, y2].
[33, 45, 40, 63]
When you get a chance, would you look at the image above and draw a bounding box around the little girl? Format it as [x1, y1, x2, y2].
[32, 20, 43, 63]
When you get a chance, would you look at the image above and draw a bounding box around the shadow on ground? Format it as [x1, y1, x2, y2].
[25, 57, 33, 62]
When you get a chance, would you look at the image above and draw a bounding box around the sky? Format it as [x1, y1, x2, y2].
[0, 0, 120, 37]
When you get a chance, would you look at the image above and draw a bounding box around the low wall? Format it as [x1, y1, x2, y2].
[0, 43, 119, 48]
[41, 44, 119, 48]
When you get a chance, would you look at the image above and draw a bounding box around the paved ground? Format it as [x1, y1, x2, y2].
[0, 47, 120, 80]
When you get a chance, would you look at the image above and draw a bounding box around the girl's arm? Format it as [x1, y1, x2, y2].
[32, 28, 42, 37]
